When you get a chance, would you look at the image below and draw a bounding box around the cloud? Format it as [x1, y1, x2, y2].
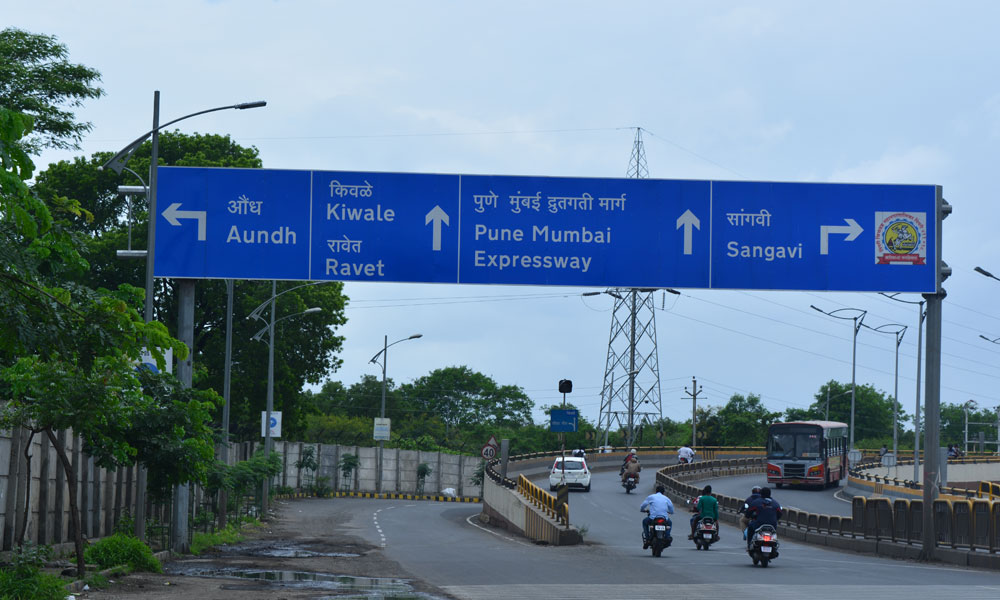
[827, 146, 950, 184]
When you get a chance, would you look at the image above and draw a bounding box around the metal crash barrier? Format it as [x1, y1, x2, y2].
[517, 474, 569, 527]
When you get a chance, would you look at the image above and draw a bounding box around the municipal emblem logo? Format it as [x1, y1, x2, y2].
[875, 212, 926, 265]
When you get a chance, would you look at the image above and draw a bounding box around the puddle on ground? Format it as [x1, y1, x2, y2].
[170, 566, 443, 599]
[218, 540, 361, 558]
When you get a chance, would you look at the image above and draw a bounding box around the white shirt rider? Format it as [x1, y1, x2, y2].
[678, 445, 695, 463]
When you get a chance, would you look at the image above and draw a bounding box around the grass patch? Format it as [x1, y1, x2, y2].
[84, 572, 111, 589]
[84, 533, 162, 572]
[190, 522, 249, 555]
[0, 542, 68, 600]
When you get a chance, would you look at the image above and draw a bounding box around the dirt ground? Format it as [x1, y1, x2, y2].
[72, 499, 457, 600]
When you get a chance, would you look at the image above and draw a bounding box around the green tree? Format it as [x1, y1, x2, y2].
[0, 28, 103, 153]
[716, 393, 782, 446]
[32, 132, 349, 442]
[940, 402, 997, 451]
[782, 381, 906, 447]
[0, 107, 188, 576]
[399, 366, 533, 429]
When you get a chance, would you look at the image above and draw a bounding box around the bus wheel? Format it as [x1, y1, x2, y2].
[775, 483, 783, 489]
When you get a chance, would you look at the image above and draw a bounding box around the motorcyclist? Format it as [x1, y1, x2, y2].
[689, 484, 719, 539]
[621, 451, 641, 484]
[677, 444, 695, 464]
[738, 485, 762, 539]
[746, 486, 782, 549]
[640, 484, 674, 549]
[620, 448, 638, 474]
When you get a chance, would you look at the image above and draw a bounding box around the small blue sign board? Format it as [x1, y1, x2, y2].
[550, 409, 579, 433]
[155, 167, 940, 293]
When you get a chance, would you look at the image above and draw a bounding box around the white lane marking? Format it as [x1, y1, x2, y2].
[832, 489, 853, 503]
[373, 508, 387, 548]
[465, 514, 532, 546]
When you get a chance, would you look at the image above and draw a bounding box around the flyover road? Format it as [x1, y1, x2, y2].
[704, 472, 854, 516]
[329, 468, 1000, 600]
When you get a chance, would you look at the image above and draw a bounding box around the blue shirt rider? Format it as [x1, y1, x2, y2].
[640, 484, 675, 547]
[746, 486, 782, 548]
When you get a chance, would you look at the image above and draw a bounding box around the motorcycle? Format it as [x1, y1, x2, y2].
[748, 524, 780, 567]
[622, 472, 639, 494]
[693, 517, 719, 550]
[643, 511, 673, 557]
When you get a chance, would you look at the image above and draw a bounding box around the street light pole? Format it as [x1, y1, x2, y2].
[102, 92, 265, 542]
[249, 286, 321, 515]
[370, 334, 422, 493]
[864, 323, 906, 458]
[880, 292, 926, 480]
[811, 305, 867, 450]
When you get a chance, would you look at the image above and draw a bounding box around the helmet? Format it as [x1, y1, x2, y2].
[751, 485, 761, 494]
[629, 449, 637, 454]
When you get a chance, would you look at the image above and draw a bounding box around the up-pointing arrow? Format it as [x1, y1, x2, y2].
[675, 209, 701, 255]
[424, 205, 450, 251]
[162, 203, 207, 241]
[820, 218, 863, 255]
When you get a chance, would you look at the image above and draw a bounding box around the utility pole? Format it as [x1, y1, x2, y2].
[684, 377, 703, 448]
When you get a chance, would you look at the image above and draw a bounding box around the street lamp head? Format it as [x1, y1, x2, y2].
[974, 266, 996, 279]
[302, 307, 322, 315]
[408, 334, 423, 340]
[235, 101, 267, 109]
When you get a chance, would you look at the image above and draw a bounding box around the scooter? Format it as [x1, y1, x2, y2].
[622, 472, 639, 494]
[643, 511, 673, 557]
[748, 525, 780, 567]
[693, 517, 719, 550]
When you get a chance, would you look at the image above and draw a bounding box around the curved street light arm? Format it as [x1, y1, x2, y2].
[250, 307, 321, 341]
[100, 101, 267, 174]
[248, 281, 329, 321]
[369, 334, 423, 366]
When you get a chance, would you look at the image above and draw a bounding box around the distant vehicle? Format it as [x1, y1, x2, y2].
[622, 471, 639, 494]
[549, 456, 591, 492]
[766, 420, 848, 489]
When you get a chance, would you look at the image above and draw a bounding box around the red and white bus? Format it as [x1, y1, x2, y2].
[766, 420, 849, 489]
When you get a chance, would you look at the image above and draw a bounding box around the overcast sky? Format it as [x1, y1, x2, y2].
[11, 1, 1000, 435]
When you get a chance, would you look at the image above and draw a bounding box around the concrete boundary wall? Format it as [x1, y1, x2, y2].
[0, 430, 480, 552]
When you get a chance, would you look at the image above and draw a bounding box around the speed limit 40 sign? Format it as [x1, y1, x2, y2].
[481, 444, 497, 460]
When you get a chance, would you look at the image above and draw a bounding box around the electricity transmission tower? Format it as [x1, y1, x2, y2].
[597, 128, 663, 448]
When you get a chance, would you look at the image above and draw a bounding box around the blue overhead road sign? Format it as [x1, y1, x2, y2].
[549, 409, 579, 433]
[155, 166, 940, 293]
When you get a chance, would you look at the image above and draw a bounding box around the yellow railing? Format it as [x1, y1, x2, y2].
[517, 474, 569, 526]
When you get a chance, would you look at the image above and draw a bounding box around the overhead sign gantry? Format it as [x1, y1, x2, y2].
[155, 166, 940, 293]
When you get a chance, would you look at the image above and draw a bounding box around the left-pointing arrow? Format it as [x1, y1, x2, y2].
[425, 205, 450, 251]
[162, 203, 207, 241]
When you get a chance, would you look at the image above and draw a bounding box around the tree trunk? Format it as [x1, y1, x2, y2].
[16, 430, 35, 547]
[46, 429, 86, 577]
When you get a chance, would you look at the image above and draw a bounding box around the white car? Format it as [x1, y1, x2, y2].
[548, 456, 591, 492]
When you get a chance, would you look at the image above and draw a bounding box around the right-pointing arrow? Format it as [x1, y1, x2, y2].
[820, 218, 863, 255]
[675, 209, 701, 255]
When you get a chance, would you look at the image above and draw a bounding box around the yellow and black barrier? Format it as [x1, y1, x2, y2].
[274, 490, 481, 503]
[516, 474, 569, 526]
